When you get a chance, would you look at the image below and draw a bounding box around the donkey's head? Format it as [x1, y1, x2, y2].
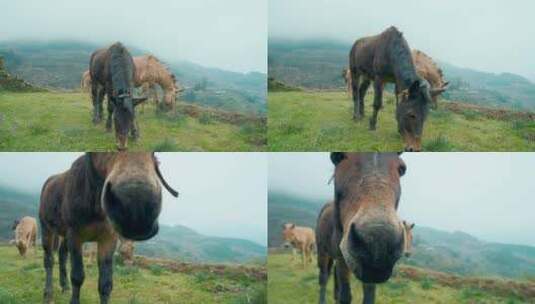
[396, 79, 432, 151]
[331, 152, 406, 283]
[88, 152, 178, 241]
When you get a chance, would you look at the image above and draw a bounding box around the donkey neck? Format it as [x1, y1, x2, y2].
[387, 34, 419, 90]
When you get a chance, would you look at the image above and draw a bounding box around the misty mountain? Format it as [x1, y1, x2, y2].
[268, 39, 535, 111]
[0, 40, 266, 115]
[268, 191, 535, 279]
[0, 185, 266, 264]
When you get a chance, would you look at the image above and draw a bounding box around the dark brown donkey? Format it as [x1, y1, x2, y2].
[39, 153, 178, 304]
[90, 42, 147, 150]
[317, 153, 407, 304]
[349, 26, 436, 151]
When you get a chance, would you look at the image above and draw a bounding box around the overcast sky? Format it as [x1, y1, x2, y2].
[0, 0, 267, 73]
[269, 0, 535, 81]
[269, 153, 535, 247]
[0, 153, 267, 246]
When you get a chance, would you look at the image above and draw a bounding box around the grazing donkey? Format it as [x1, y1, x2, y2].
[12, 216, 38, 257]
[349, 27, 441, 151]
[281, 223, 316, 266]
[402, 220, 415, 257]
[39, 152, 178, 304]
[317, 153, 407, 304]
[90, 42, 147, 150]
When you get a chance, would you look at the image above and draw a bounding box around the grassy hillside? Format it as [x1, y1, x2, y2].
[268, 191, 535, 280]
[0, 40, 266, 115]
[268, 91, 535, 151]
[268, 39, 535, 111]
[0, 91, 265, 151]
[0, 245, 266, 304]
[268, 253, 533, 304]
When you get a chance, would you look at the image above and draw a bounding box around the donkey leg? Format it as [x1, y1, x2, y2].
[59, 237, 70, 293]
[369, 77, 384, 131]
[335, 260, 352, 304]
[317, 255, 332, 304]
[97, 236, 117, 304]
[333, 264, 338, 301]
[351, 72, 362, 120]
[42, 228, 55, 303]
[130, 116, 139, 141]
[67, 231, 84, 304]
[362, 283, 376, 304]
[301, 244, 307, 267]
[358, 79, 371, 117]
[106, 97, 114, 132]
[91, 85, 101, 124]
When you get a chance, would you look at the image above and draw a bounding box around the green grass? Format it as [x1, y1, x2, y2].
[0, 91, 265, 151]
[0, 245, 266, 304]
[267, 253, 529, 304]
[268, 91, 535, 151]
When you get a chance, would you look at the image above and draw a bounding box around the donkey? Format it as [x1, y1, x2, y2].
[411, 50, 449, 108]
[12, 216, 38, 257]
[90, 42, 147, 150]
[39, 152, 179, 304]
[343, 50, 448, 109]
[349, 27, 438, 151]
[402, 220, 415, 257]
[134, 55, 183, 111]
[317, 153, 407, 304]
[281, 223, 316, 266]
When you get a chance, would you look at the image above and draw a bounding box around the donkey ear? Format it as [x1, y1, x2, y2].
[290, 223, 296, 229]
[330, 152, 346, 165]
[133, 97, 148, 107]
[410, 223, 415, 229]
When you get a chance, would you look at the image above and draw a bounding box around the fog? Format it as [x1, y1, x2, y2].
[269, 0, 535, 81]
[0, 0, 267, 73]
[0, 153, 267, 246]
[269, 152, 535, 247]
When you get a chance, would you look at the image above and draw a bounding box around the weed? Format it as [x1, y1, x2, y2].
[420, 277, 434, 290]
[423, 134, 454, 151]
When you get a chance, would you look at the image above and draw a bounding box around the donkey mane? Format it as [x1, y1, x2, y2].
[413, 50, 444, 78]
[109, 42, 135, 95]
[384, 27, 420, 89]
[137, 54, 177, 92]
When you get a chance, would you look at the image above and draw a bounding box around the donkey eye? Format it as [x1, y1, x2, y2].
[398, 163, 407, 176]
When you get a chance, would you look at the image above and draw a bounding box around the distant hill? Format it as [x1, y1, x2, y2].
[0, 40, 266, 115]
[268, 39, 535, 111]
[0, 184, 266, 264]
[138, 225, 266, 264]
[0, 185, 39, 241]
[268, 191, 535, 279]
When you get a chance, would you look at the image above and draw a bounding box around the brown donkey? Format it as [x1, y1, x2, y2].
[317, 153, 407, 304]
[281, 223, 316, 266]
[39, 152, 178, 304]
[349, 26, 439, 151]
[402, 220, 415, 257]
